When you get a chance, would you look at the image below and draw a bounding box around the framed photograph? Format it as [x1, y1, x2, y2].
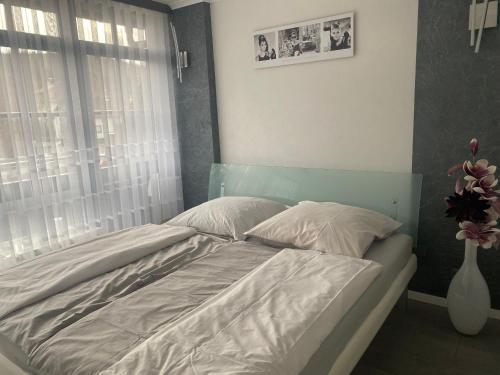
[254, 32, 277, 62]
[253, 12, 354, 69]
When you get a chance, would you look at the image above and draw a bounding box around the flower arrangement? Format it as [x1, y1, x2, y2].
[446, 138, 500, 248]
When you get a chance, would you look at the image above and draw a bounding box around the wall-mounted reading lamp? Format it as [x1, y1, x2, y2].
[470, 0, 498, 53]
[170, 22, 190, 83]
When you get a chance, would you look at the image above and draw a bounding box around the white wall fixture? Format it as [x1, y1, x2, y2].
[469, 0, 498, 52]
[170, 23, 190, 82]
[170, 22, 183, 82]
[179, 51, 190, 68]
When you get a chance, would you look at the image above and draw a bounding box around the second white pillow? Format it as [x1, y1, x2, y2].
[244, 201, 402, 258]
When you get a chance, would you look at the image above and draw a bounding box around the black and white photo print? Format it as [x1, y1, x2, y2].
[254, 32, 277, 62]
[253, 12, 354, 69]
[278, 24, 320, 58]
[322, 17, 352, 52]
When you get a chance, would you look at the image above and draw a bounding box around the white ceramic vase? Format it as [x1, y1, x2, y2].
[447, 239, 490, 335]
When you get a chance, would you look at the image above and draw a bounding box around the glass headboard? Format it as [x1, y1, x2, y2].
[208, 163, 423, 244]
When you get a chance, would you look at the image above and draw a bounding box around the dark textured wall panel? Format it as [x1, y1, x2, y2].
[412, 0, 500, 308]
[172, 2, 220, 209]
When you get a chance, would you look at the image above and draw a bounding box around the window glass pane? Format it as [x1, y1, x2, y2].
[120, 59, 147, 110]
[0, 48, 27, 187]
[87, 55, 121, 160]
[19, 49, 66, 113]
[32, 116, 73, 174]
[94, 115, 117, 161]
[116, 24, 128, 46]
[132, 28, 146, 43]
[87, 55, 120, 111]
[116, 26, 147, 47]
[0, 4, 6, 30]
[76, 17, 113, 44]
[0, 47, 19, 113]
[12, 6, 58, 36]
[17, 49, 74, 176]
[87, 56, 150, 162]
[0, 117, 24, 163]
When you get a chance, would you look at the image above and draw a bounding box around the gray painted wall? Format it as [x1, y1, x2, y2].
[172, 2, 220, 210]
[412, 0, 500, 308]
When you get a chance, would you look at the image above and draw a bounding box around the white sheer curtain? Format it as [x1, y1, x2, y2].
[0, 0, 182, 269]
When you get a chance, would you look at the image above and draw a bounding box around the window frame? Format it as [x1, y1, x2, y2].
[0, 1, 151, 186]
[0, 2, 78, 191]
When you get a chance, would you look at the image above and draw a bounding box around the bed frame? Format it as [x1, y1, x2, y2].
[330, 255, 417, 374]
[209, 163, 422, 374]
[1, 163, 423, 375]
[209, 163, 422, 242]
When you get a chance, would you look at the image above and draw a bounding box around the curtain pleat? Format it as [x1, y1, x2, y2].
[0, 0, 182, 269]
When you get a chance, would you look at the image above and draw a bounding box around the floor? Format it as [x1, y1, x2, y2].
[351, 300, 500, 375]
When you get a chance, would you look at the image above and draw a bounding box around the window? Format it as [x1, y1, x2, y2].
[12, 6, 58, 36]
[117, 25, 147, 46]
[76, 17, 112, 43]
[76, 19, 147, 47]
[0, 4, 6, 30]
[0, 0, 181, 269]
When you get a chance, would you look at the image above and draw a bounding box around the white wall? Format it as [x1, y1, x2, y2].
[210, 0, 418, 172]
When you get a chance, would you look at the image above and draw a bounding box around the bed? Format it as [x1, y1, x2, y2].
[0, 163, 422, 375]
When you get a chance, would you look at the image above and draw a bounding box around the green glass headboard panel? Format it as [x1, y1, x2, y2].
[208, 163, 423, 244]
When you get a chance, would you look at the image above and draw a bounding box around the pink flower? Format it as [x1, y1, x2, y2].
[471, 175, 499, 200]
[485, 206, 499, 223]
[447, 163, 465, 176]
[447, 138, 500, 250]
[470, 138, 479, 157]
[463, 159, 496, 182]
[455, 178, 464, 195]
[456, 221, 500, 249]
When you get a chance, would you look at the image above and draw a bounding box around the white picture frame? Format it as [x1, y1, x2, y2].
[253, 12, 354, 69]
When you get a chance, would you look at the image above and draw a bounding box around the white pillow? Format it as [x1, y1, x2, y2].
[244, 201, 401, 258]
[167, 196, 287, 240]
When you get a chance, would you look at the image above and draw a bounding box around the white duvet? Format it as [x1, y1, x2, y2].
[101, 249, 382, 375]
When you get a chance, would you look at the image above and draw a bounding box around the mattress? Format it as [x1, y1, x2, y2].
[0, 232, 410, 374]
[300, 233, 413, 374]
